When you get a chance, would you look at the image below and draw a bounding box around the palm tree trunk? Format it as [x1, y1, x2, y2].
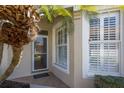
[0, 46, 23, 81]
[0, 42, 3, 66]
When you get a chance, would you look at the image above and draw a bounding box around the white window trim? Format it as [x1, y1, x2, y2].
[82, 9, 124, 79]
[52, 21, 70, 74]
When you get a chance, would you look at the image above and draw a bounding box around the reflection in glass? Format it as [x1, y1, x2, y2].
[33, 36, 47, 70]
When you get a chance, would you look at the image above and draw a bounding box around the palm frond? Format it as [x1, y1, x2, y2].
[40, 5, 72, 22]
[80, 5, 97, 12]
[52, 6, 72, 17]
[40, 5, 52, 22]
[119, 5, 124, 9]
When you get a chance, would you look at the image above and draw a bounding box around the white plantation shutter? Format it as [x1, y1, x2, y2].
[89, 11, 120, 75]
[104, 16, 120, 40]
[103, 43, 120, 72]
[89, 43, 101, 71]
[89, 18, 100, 41]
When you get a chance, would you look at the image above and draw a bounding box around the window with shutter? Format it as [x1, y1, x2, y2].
[89, 11, 120, 76]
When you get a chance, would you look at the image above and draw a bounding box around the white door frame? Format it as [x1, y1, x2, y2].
[32, 35, 48, 72]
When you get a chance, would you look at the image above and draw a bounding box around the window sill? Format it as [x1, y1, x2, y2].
[83, 71, 121, 79]
[52, 64, 69, 74]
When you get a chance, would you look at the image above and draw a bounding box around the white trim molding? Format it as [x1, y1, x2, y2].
[120, 10, 124, 77]
[82, 11, 90, 78]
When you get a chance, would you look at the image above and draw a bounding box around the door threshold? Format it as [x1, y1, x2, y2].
[33, 73, 49, 79]
[32, 70, 49, 75]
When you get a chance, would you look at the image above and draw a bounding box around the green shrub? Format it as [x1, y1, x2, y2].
[95, 75, 124, 88]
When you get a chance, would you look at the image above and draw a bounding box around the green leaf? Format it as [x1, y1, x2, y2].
[80, 5, 97, 12]
[40, 5, 52, 22]
[119, 5, 124, 9]
[40, 5, 72, 22]
[52, 5, 72, 17]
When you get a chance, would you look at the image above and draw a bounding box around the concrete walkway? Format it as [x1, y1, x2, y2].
[30, 84, 52, 88]
[12, 73, 69, 88]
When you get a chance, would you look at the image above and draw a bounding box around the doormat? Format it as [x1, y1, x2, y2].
[0, 80, 30, 88]
[33, 73, 49, 79]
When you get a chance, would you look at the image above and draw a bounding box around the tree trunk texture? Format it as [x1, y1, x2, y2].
[0, 43, 3, 66]
[0, 46, 23, 81]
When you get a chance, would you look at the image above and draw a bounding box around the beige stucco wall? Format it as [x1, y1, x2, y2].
[0, 44, 10, 76]
[73, 11, 94, 88]
[49, 16, 75, 87]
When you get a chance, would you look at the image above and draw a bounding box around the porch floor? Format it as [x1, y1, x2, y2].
[11, 73, 69, 88]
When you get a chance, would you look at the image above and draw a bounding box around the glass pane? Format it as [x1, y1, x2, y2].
[89, 18, 100, 41]
[64, 27, 67, 44]
[34, 54, 47, 70]
[62, 29, 64, 44]
[60, 30, 62, 44]
[57, 46, 67, 68]
[34, 37, 47, 54]
[89, 43, 100, 71]
[33, 36, 48, 71]
[58, 31, 60, 44]
[103, 43, 119, 72]
[104, 16, 120, 40]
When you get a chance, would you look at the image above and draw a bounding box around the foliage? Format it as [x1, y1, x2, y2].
[119, 5, 124, 9]
[40, 5, 72, 22]
[95, 75, 124, 88]
[80, 5, 97, 12]
[0, 5, 40, 47]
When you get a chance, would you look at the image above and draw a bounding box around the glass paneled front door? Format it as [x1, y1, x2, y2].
[32, 35, 48, 72]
